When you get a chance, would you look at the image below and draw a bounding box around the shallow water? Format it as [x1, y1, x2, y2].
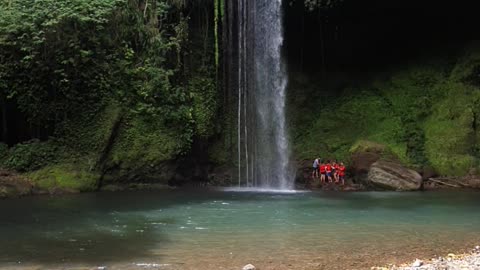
[1, 190, 479, 270]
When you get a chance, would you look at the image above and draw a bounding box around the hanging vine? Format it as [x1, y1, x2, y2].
[214, 0, 220, 69]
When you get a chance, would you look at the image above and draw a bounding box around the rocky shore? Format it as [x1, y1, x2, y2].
[373, 246, 480, 270]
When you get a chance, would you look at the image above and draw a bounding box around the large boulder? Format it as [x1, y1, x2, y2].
[349, 140, 397, 183]
[367, 160, 422, 191]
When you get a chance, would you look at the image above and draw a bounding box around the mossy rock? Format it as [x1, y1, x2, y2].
[0, 169, 34, 198]
[108, 113, 186, 169]
[349, 140, 401, 183]
[0, 184, 32, 198]
[28, 164, 99, 193]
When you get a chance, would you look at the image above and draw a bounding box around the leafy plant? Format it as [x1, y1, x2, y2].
[3, 140, 57, 172]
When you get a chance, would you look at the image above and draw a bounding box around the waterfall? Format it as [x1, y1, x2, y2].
[232, 0, 293, 190]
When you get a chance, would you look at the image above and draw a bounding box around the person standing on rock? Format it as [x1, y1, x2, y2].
[320, 161, 326, 184]
[333, 160, 339, 183]
[312, 157, 320, 179]
[338, 162, 346, 185]
[326, 160, 333, 183]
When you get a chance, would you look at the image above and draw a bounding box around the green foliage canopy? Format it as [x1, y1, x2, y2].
[0, 0, 198, 142]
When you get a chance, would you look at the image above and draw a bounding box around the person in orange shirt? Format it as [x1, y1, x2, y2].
[319, 161, 326, 184]
[338, 162, 346, 186]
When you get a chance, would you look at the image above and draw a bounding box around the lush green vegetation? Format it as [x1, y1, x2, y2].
[289, 45, 480, 176]
[0, 0, 221, 192]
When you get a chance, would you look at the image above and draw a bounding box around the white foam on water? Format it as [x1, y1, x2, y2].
[220, 187, 307, 194]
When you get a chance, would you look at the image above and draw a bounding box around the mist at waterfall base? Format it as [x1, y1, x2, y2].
[233, 0, 294, 190]
[1, 190, 480, 270]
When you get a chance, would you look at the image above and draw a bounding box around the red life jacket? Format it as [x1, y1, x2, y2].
[319, 165, 326, 173]
[326, 164, 332, 173]
[338, 166, 346, 176]
[334, 164, 340, 170]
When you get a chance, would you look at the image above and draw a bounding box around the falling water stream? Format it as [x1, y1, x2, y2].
[236, 0, 292, 189]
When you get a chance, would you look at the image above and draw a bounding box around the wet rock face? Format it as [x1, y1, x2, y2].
[294, 159, 316, 185]
[367, 160, 423, 191]
[350, 151, 382, 183]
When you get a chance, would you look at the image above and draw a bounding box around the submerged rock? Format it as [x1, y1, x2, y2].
[242, 264, 256, 270]
[367, 160, 422, 191]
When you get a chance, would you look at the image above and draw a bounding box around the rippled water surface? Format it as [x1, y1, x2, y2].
[1, 190, 479, 270]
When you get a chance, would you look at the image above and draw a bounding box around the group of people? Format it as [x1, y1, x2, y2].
[312, 158, 346, 185]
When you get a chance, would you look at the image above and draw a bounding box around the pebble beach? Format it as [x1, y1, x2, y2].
[373, 246, 480, 270]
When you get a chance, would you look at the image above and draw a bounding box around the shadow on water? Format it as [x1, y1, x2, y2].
[0, 192, 179, 265]
[0, 223, 166, 265]
[0, 189, 290, 265]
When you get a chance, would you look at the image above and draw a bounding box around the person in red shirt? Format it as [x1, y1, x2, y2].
[338, 162, 346, 186]
[325, 160, 333, 183]
[333, 160, 340, 183]
[319, 161, 326, 184]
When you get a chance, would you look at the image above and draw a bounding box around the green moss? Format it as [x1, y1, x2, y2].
[291, 86, 407, 163]
[424, 82, 480, 175]
[29, 164, 99, 192]
[190, 75, 217, 138]
[56, 102, 122, 161]
[350, 140, 387, 154]
[108, 112, 187, 171]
